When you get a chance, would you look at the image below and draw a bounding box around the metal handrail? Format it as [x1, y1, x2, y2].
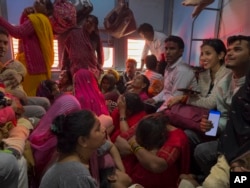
[188, 0, 224, 65]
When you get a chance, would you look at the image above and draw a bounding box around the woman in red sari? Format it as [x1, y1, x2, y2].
[115, 113, 190, 188]
[110, 92, 147, 142]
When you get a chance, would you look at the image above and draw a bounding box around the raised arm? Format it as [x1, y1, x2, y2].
[0, 17, 35, 39]
[128, 138, 180, 173]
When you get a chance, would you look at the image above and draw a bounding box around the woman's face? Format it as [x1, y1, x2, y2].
[58, 71, 70, 86]
[85, 116, 106, 150]
[51, 83, 60, 96]
[200, 45, 223, 70]
[101, 78, 110, 93]
[83, 17, 96, 34]
[114, 169, 132, 187]
[131, 74, 146, 90]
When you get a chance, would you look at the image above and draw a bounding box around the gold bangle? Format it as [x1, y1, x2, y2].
[133, 146, 144, 154]
[128, 140, 137, 148]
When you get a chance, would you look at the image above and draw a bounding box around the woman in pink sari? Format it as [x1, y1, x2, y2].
[73, 69, 109, 116]
[29, 94, 81, 186]
[74, 69, 117, 187]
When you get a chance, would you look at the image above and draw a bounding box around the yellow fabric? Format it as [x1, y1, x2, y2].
[16, 14, 54, 96]
[16, 53, 48, 96]
[28, 13, 54, 78]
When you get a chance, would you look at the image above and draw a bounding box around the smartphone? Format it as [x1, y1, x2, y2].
[177, 88, 201, 95]
[205, 110, 221, 136]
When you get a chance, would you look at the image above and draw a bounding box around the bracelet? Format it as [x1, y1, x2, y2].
[128, 140, 137, 148]
[129, 140, 144, 154]
[120, 117, 127, 121]
[132, 145, 144, 154]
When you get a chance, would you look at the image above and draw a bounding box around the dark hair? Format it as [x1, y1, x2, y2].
[0, 28, 9, 37]
[101, 74, 117, 92]
[64, 69, 73, 84]
[51, 110, 96, 153]
[36, 79, 58, 102]
[137, 23, 154, 34]
[165, 35, 185, 50]
[201, 39, 227, 64]
[140, 74, 150, 93]
[100, 167, 115, 188]
[227, 35, 250, 49]
[86, 14, 99, 31]
[145, 54, 158, 70]
[136, 113, 169, 150]
[45, 0, 54, 16]
[124, 92, 144, 115]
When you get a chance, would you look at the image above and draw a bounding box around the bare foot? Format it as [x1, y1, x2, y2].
[182, 0, 215, 17]
[191, 0, 215, 17]
[182, 0, 202, 6]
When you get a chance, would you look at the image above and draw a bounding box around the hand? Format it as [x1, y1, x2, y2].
[114, 136, 132, 156]
[117, 95, 126, 114]
[144, 98, 156, 105]
[128, 135, 137, 145]
[11, 98, 24, 117]
[23, 7, 35, 15]
[200, 115, 213, 132]
[167, 95, 183, 108]
[230, 161, 250, 172]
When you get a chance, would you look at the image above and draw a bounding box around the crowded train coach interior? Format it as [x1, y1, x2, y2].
[1, 0, 250, 188]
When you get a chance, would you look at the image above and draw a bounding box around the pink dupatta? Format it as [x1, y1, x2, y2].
[73, 69, 109, 116]
[29, 94, 81, 183]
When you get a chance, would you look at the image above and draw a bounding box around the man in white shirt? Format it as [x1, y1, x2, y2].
[138, 23, 167, 71]
[145, 35, 198, 111]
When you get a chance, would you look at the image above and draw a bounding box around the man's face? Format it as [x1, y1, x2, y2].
[225, 40, 250, 70]
[0, 34, 9, 58]
[126, 61, 136, 77]
[165, 41, 183, 65]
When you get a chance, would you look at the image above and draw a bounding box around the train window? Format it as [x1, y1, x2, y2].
[103, 47, 113, 68]
[12, 38, 60, 68]
[13, 38, 113, 69]
[127, 39, 149, 69]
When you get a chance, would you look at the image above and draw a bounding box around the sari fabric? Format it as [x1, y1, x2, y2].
[110, 108, 147, 142]
[73, 69, 109, 116]
[122, 129, 190, 188]
[63, 27, 99, 76]
[17, 13, 54, 96]
[0, 12, 54, 96]
[28, 13, 54, 77]
[29, 94, 81, 183]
